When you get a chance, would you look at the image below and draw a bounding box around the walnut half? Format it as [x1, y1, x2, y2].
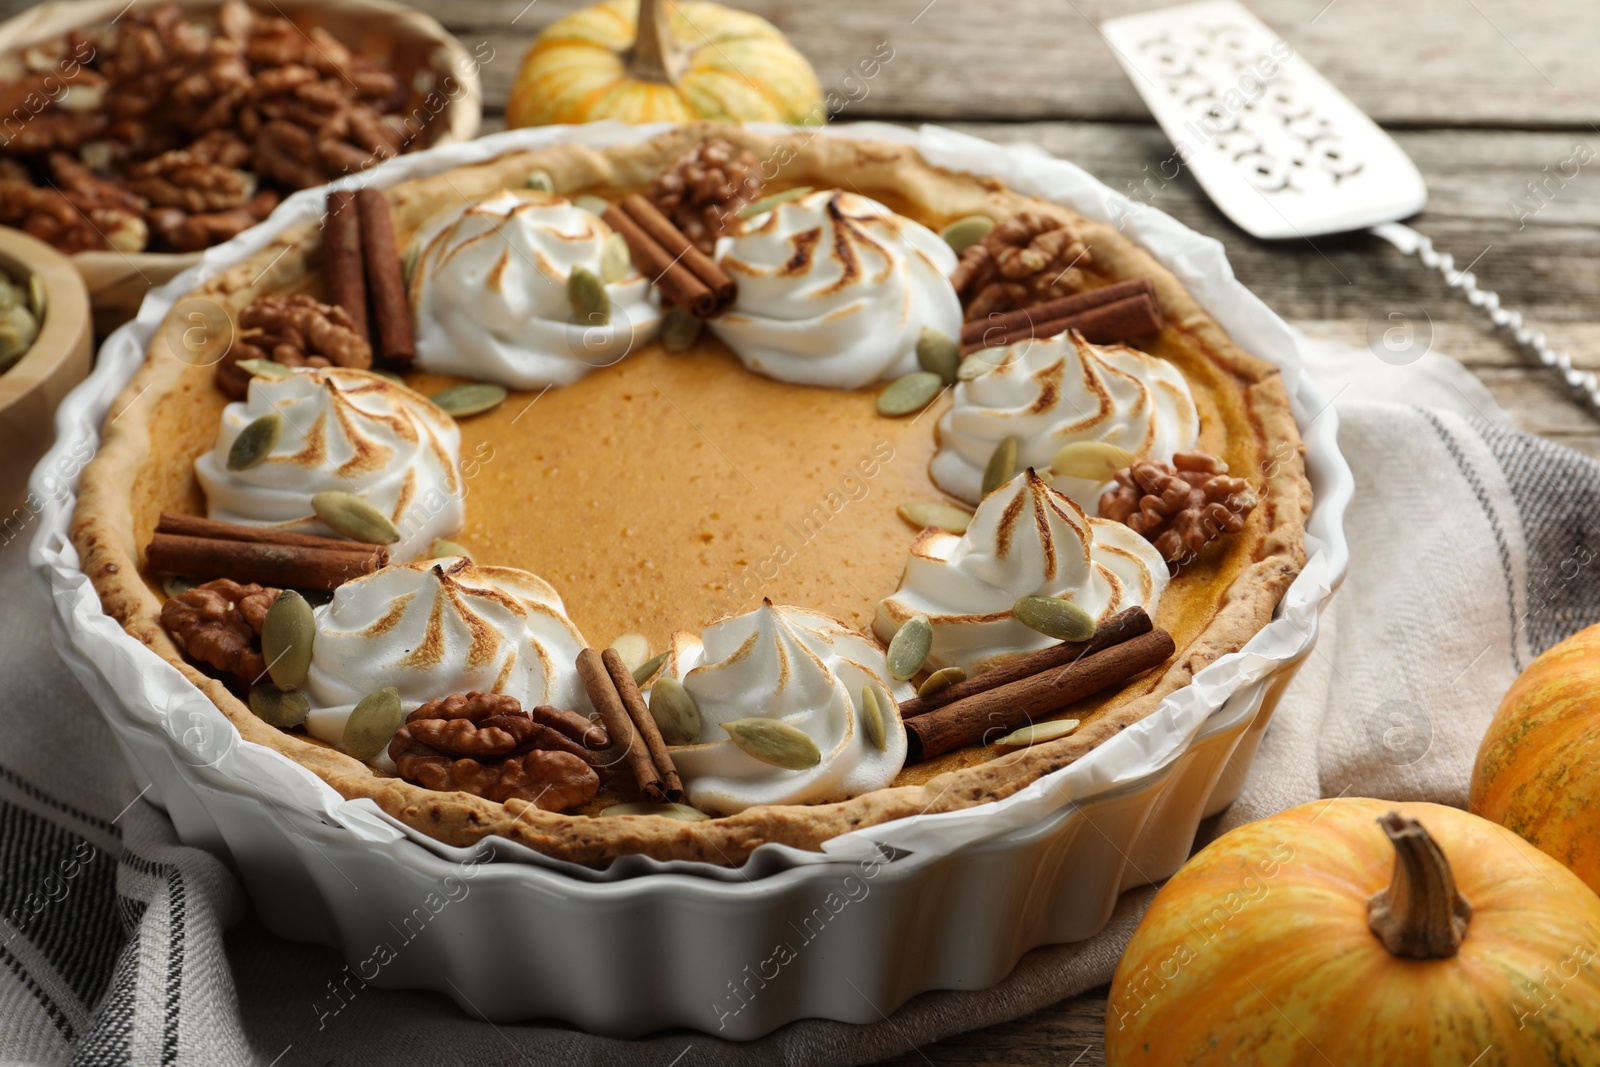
[647, 138, 764, 255]
[390, 692, 606, 812]
[159, 578, 280, 681]
[215, 293, 372, 398]
[949, 211, 1092, 322]
[1099, 452, 1258, 565]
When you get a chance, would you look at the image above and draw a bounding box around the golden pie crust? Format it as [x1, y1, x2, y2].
[73, 123, 1310, 866]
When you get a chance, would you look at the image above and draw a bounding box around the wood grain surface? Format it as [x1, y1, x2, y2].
[4, 0, 1593, 1061]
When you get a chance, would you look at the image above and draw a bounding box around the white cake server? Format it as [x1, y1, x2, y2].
[1100, 0, 1600, 415]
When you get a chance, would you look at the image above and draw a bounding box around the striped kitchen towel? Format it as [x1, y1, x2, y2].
[0, 530, 252, 1065]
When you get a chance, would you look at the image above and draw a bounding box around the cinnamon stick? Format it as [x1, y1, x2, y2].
[146, 533, 384, 591]
[577, 648, 669, 802]
[325, 189, 369, 345]
[904, 627, 1176, 763]
[1061, 293, 1163, 345]
[619, 194, 736, 308]
[602, 647, 683, 802]
[961, 291, 1163, 354]
[355, 187, 415, 367]
[603, 204, 717, 317]
[898, 606, 1152, 719]
[960, 279, 1155, 348]
[604, 195, 737, 317]
[156, 512, 387, 561]
[961, 295, 1162, 353]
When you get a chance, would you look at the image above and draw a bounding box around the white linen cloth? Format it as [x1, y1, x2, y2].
[2, 335, 1596, 1065]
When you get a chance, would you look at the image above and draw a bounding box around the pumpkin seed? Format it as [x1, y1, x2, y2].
[649, 677, 702, 746]
[1051, 441, 1135, 482]
[981, 435, 1020, 496]
[162, 575, 197, 599]
[940, 214, 995, 254]
[859, 684, 888, 752]
[737, 186, 813, 219]
[721, 717, 821, 769]
[599, 802, 710, 822]
[567, 265, 610, 326]
[916, 327, 961, 384]
[995, 718, 1081, 747]
[632, 650, 669, 687]
[311, 490, 399, 545]
[574, 194, 612, 216]
[957, 349, 1008, 380]
[262, 589, 315, 690]
[249, 683, 310, 728]
[525, 168, 555, 193]
[429, 382, 507, 418]
[0, 304, 35, 370]
[235, 358, 292, 380]
[1012, 595, 1098, 642]
[898, 501, 973, 533]
[660, 306, 701, 353]
[28, 273, 45, 319]
[608, 632, 650, 672]
[887, 613, 933, 681]
[600, 231, 632, 283]
[342, 686, 404, 760]
[226, 412, 281, 471]
[917, 666, 967, 697]
[877, 371, 944, 417]
[429, 537, 471, 560]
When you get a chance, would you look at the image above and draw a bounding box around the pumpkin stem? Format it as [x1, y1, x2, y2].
[628, 0, 685, 84]
[1367, 811, 1473, 959]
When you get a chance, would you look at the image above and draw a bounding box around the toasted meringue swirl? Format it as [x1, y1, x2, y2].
[710, 189, 963, 388]
[932, 332, 1199, 512]
[410, 190, 662, 388]
[875, 469, 1168, 674]
[194, 367, 463, 562]
[303, 558, 590, 752]
[660, 601, 909, 814]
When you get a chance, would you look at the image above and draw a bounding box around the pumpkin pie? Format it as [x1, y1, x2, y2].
[72, 124, 1309, 866]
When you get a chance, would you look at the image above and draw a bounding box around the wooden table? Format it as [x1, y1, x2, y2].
[8, 0, 1594, 1060]
[435, 5, 1599, 1058]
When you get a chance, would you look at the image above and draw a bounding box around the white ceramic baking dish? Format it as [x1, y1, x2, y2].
[29, 122, 1351, 1039]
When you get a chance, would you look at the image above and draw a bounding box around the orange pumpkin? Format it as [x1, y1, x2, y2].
[506, 0, 825, 128]
[1471, 622, 1600, 892]
[1106, 799, 1600, 1066]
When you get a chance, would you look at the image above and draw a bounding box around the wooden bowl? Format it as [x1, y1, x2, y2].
[0, 0, 484, 334]
[0, 226, 93, 514]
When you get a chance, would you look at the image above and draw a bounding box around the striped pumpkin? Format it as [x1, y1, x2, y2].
[1105, 799, 1600, 1066]
[1471, 622, 1600, 893]
[506, 0, 824, 127]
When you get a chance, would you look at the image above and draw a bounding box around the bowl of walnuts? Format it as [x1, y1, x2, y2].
[0, 0, 482, 332]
